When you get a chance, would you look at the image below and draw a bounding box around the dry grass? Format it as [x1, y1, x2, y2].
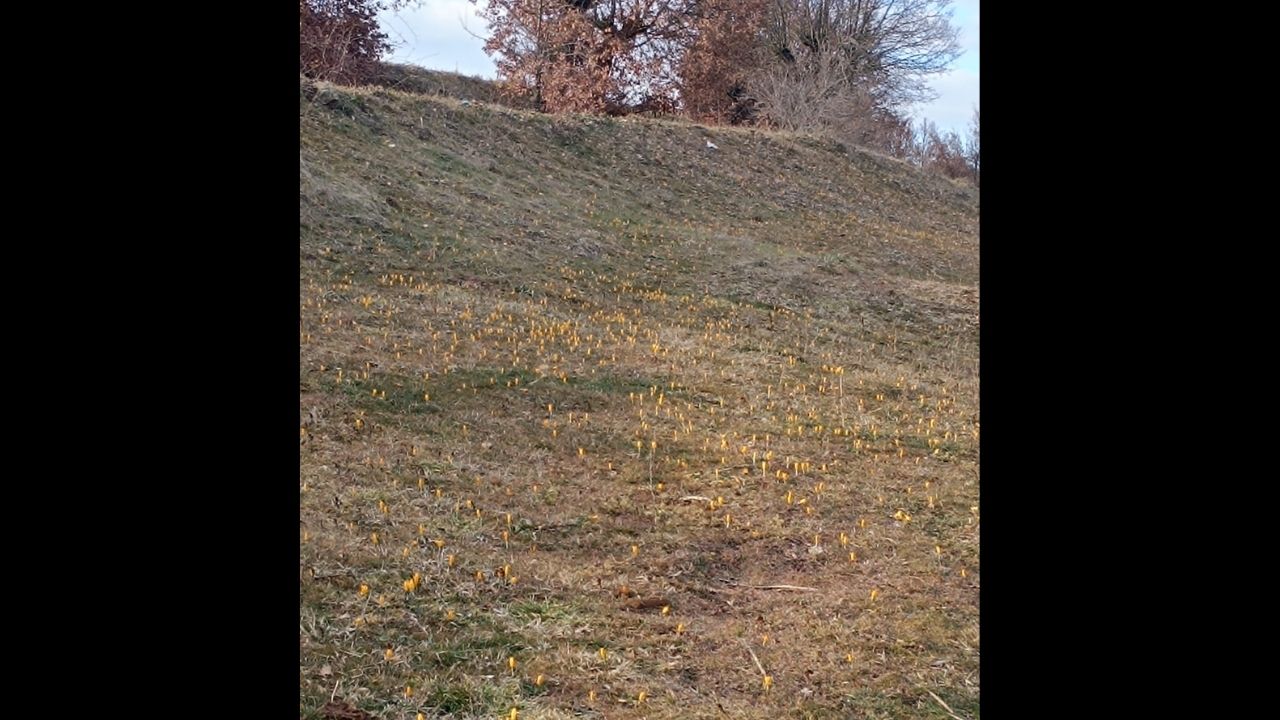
[300, 75, 978, 719]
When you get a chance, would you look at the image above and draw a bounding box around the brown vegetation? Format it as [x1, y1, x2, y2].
[300, 78, 979, 719]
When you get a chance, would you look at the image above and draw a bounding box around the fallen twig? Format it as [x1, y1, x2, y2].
[738, 639, 768, 677]
[731, 582, 819, 592]
[925, 689, 968, 720]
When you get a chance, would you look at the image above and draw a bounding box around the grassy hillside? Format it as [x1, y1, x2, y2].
[369, 64, 534, 109]
[300, 74, 979, 720]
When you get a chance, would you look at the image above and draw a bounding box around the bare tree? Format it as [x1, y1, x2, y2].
[748, 0, 960, 143]
[966, 105, 979, 186]
[751, 49, 857, 133]
[905, 116, 971, 180]
[908, 117, 934, 167]
[761, 0, 961, 106]
[750, 49, 914, 153]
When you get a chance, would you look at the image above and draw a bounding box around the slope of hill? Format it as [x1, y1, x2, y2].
[300, 74, 979, 720]
[369, 64, 532, 109]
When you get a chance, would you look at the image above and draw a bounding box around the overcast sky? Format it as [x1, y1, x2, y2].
[378, 0, 978, 136]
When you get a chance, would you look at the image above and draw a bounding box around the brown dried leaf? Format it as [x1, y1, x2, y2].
[623, 596, 669, 611]
[321, 700, 373, 720]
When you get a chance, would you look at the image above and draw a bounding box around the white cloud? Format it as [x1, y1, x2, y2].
[913, 0, 979, 136]
[379, 1, 496, 77]
[953, 0, 980, 72]
[911, 67, 979, 137]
